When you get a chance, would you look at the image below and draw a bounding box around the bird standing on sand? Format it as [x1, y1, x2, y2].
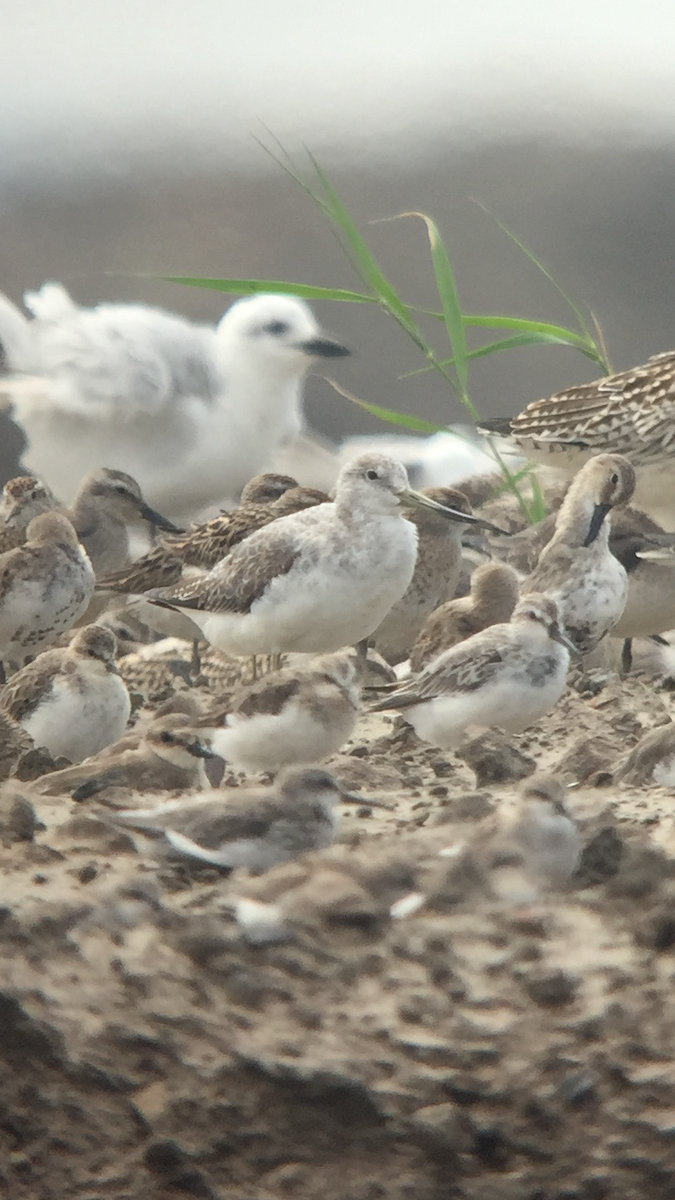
[146, 453, 501, 658]
[0, 626, 130, 763]
[0, 512, 95, 666]
[370, 594, 575, 749]
[0, 286, 350, 517]
[523, 454, 635, 655]
[201, 648, 361, 774]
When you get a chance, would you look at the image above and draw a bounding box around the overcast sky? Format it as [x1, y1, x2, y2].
[2, 0, 675, 180]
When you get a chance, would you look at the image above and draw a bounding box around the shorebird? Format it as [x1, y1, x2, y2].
[371, 487, 506, 665]
[99, 766, 388, 871]
[431, 776, 581, 904]
[0, 512, 95, 666]
[68, 467, 180, 576]
[0, 626, 131, 763]
[1, 286, 350, 517]
[410, 561, 520, 672]
[479, 350, 675, 522]
[370, 594, 575, 749]
[145, 453, 501, 658]
[523, 454, 635, 655]
[36, 714, 215, 798]
[200, 648, 361, 774]
[614, 722, 675, 787]
[0, 475, 60, 552]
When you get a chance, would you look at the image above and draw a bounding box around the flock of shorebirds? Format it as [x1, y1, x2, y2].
[1, 283, 675, 940]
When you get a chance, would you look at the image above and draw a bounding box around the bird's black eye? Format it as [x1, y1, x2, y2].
[611, 473, 619, 485]
[159, 732, 173, 744]
[366, 469, 379, 481]
[262, 321, 289, 336]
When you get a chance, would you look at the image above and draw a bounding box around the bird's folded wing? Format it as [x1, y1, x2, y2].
[371, 642, 506, 710]
[151, 527, 302, 615]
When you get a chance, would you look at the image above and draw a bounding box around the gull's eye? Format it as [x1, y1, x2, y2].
[366, 469, 379, 481]
[159, 732, 174, 744]
[611, 473, 619, 485]
[262, 320, 289, 336]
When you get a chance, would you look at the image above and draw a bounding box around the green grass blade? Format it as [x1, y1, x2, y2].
[472, 202, 610, 368]
[381, 211, 469, 400]
[401, 330, 587, 377]
[161, 276, 375, 302]
[305, 155, 419, 329]
[529, 472, 548, 523]
[322, 377, 446, 433]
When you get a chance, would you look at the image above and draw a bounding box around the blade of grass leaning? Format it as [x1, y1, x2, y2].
[321, 377, 447, 434]
[528, 471, 548, 523]
[161, 277, 375, 303]
[472, 202, 610, 371]
[305, 154, 424, 340]
[377, 211, 471, 412]
[401, 331, 588, 378]
[420, 311, 606, 367]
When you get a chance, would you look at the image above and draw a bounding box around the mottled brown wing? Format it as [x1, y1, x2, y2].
[511, 350, 675, 449]
[98, 545, 184, 593]
[231, 675, 302, 719]
[178, 501, 278, 568]
[0, 650, 62, 721]
[372, 630, 507, 710]
[152, 523, 302, 615]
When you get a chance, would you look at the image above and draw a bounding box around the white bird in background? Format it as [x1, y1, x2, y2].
[0, 286, 350, 519]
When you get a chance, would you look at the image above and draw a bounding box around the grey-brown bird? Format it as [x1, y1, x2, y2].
[410, 560, 520, 672]
[0, 626, 130, 763]
[614, 722, 675, 787]
[0, 474, 60, 553]
[523, 454, 635, 655]
[0, 512, 95, 665]
[69, 467, 180, 577]
[99, 765, 388, 871]
[35, 714, 215, 799]
[371, 487, 507, 665]
[201, 648, 361, 774]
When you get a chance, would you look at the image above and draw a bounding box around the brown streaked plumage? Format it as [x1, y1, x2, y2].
[98, 477, 327, 595]
[0, 512, 95, 663]
[0, 711, 34, 782]
[410, 561, 520, 672]
[480, 350, 675, 518]
[0, 475, 60, 554]
[614, 722, 675, 787]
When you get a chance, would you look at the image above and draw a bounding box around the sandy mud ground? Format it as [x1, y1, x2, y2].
[2, 647, 675, 1199]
